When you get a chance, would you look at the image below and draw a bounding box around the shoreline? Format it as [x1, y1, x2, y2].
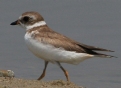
[0, 77, 84, 88]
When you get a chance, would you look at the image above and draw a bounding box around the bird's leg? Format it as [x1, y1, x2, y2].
[56, 62, 70, 81]
[37, 61, 49, 80]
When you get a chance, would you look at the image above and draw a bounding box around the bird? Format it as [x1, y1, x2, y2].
[10, 11, 116, 81]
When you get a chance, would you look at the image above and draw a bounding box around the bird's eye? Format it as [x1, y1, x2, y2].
[23, 16, 30, 22]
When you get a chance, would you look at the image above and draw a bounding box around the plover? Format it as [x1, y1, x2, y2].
[10, 11, 115, 81]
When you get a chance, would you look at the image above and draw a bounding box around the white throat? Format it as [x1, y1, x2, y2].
[21, 21, 46, 30]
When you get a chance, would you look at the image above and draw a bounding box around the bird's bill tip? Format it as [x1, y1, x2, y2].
[10, 20, 20, 25]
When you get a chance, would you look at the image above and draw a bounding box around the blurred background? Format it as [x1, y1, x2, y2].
[0, 0, 120, 88]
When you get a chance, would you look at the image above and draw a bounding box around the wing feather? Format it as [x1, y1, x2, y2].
[28, 27, 115, 58]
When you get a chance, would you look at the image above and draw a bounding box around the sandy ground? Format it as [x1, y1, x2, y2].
[0, 77, 84, 88]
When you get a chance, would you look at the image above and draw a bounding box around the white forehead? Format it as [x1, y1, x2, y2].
[19, 16, 22, 19]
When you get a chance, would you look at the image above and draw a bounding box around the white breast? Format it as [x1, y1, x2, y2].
[24, 33, 94, 65]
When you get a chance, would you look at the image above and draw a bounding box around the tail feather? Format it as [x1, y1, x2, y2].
[79, 43, 114, 52]
[95, 53, 117, 58]
[77, 43, 116, 58]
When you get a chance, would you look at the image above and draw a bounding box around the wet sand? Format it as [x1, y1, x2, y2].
[0, 77, 84, 88]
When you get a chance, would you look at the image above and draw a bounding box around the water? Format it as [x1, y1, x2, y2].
[0, 1, 121, 88]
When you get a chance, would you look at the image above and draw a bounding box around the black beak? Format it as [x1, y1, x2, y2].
[10, 20, 19, 25]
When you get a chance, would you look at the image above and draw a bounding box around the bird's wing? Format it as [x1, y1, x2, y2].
[32, 29, 115, 58]
[35, 30, 87, 53]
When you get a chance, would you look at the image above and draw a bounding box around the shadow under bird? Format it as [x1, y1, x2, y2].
[10, 11, 116, 81]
